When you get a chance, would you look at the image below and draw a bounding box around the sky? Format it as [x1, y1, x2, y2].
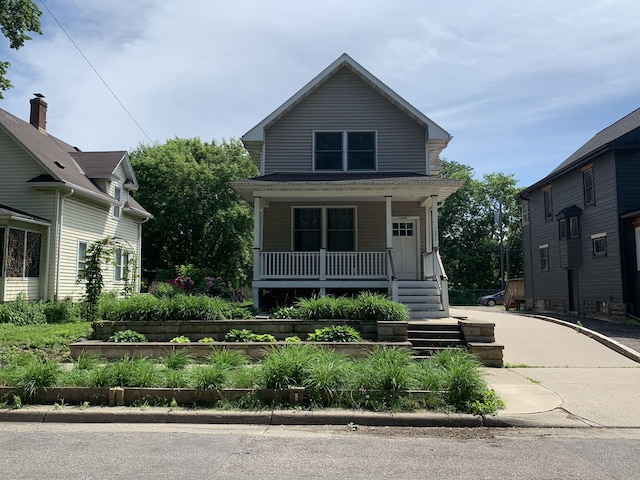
[2, 0, 640, 187]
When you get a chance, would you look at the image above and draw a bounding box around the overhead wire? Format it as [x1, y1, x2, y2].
[38, 0, 152, 142]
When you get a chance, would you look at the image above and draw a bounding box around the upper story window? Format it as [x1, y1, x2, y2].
[113, 185, 122, 218]
[314, 131, 376, 171]
[543, 186, 553, 221]
[114, 248, 129, 282]
[521, 201, 529, 225]
[583, 166, 595, 206]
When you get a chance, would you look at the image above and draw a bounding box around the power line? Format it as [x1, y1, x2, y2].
[38, 1, 152, 143]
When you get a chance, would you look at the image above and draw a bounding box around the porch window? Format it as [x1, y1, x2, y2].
[6, 228, 41, 277]
[539, 244, 549, 271]
[114, 248, 129, 282]
[569, 216, 579, 238]
[78, 241, 88, 279]
[327, 208, 355, 251]
[293, 207, 355, 251]
[314, 131, 376, 171]
[583, 167, 595, 206]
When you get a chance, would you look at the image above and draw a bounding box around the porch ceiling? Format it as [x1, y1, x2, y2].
[231, 173, 463, 204]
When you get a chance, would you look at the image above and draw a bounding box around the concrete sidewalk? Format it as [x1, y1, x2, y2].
[452, 307, 640, 428]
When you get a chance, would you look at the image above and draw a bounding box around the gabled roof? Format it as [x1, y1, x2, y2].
[0, 106, 148, 215]
[71, 151, 139, 190]
[523, 107, 640, 194]
[242, 53, 451, 157]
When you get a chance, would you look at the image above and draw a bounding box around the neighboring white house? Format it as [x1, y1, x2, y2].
[231, 54, 462, 318]
[0, 95, 151, 302]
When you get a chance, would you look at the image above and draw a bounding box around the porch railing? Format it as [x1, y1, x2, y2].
[257, 251, 388, 280]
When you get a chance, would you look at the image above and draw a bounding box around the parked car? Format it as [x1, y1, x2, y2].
[479, 291, 505, 307]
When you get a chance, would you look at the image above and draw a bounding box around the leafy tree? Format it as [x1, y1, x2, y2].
[130, 138, 259, 289]
[439, 159, 522, 289]
[0, 0, 42, 98]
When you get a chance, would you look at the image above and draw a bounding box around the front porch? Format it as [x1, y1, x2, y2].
[230, 173, 462, 317]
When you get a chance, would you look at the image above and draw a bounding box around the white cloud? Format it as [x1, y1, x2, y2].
[2, 0, 640, 185]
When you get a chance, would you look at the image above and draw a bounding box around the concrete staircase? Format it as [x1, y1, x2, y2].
[407, 321, 466, 360]
[397, 280, 446, 319]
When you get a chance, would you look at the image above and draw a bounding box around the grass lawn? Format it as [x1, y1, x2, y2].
[0, 322, 93, 362]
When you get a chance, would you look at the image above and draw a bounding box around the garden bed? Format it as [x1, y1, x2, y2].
[70, 340, 414, 361]
[92, 319, 409, 342]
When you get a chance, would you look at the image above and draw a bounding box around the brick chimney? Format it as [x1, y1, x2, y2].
[30, 94, 47, 132]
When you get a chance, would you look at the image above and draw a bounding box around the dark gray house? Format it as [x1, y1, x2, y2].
[231, 54, 462, 318]
[520, 107, 640, 319]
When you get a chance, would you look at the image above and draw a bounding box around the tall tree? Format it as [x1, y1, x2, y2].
[0, 0, 42, 98]
[130, 138, 259, 288]
[439, 159, 522, 289]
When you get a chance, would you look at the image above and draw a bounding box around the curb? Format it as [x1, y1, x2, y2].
[520, 313, 640, 364]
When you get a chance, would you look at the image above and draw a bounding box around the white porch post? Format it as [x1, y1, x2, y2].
[431, 195, 439, 250]
[252, 197, 261, 308]
[385, 196, 398, 301]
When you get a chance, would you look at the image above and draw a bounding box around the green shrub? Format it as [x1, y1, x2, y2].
[270, 306, 299, 319]
[5, 356, 62, 398]
[307, 325, 362, 342]
[169, 336, 191, 343]
[253, 334, 276, 343]
[224, 329, 255, 342]
[91, 357, 160, 387]
[189, 364, 230, 390]
[296, 296, 352, 320]
[150, 282, 180, 298]
[161, 349, 194, 370]
[198, 337, 215, 343]
[259, 344, 319, 389]
[42, 300, 81, 324]
[351, 292, 409, 322]
[208, 349, 249, 367]
[0, 296, 46, 326]
[108, 330, 147, 343]
[284, 336, 301, 343]
[302, 348, 350, 405]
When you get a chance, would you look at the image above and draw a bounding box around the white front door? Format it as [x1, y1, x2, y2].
[392, 219, 418, 280]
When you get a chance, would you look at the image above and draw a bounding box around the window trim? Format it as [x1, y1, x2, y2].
[583, 166, 595, 206]
[543, 186, 553, 221]
[591, 233, 607, 257]
[5, 227, 42, 278]
[77, 240, 88, 280]
[113, 185, 122, 219]
[313, 130, 377, 172]
[291, 206, 357, 251]
[114, 248, 129, 282]
[539, 244, 549, 271]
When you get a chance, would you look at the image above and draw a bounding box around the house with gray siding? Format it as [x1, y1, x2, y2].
[520, 107, 640, 319]
[231, 54, 462, 318]
[0, 96, 151, 302]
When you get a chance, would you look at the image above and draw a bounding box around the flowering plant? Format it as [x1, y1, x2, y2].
[167, 275, 196, 294]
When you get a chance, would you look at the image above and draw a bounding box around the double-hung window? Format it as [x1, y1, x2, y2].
[543, 187, 553, 221]
[113, 185, 122, 218]
[314, 131, 376, 171]
[583, 167, 595, 206]
[114, 248, 129, 282]
[77, 241, 88, 279]
[539, 244, 549, 271]
[293, 207, 355, 251]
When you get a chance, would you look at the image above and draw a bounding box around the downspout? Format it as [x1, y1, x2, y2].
[138, 216, 150, 292]
[43, 220, 51, 301]
[54, 188, 74, 301]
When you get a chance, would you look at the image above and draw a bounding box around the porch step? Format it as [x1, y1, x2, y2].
[407, 322, 466, 359]
[397, 280, 444, 319]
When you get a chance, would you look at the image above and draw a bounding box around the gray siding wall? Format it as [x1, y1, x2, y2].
[262, 201, 426, 252]
[523, 151, 623, 312]
[616, 150, 640, 213]
[264, 67, 427, 174]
